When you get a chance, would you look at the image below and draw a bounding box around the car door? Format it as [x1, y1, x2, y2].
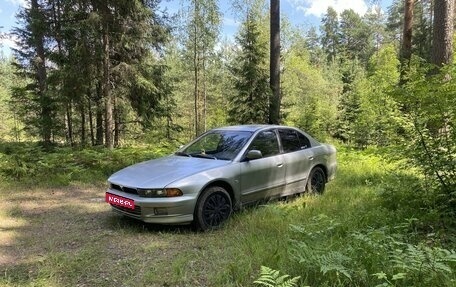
[278, 128, 314, 196]
[240, 129, 286, 204]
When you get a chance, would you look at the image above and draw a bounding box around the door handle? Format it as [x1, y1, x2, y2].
[308, 156, 314, 161]
[277, 163, 284, 168]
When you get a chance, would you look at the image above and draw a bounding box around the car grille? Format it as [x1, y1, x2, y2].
[111, 204, 142, 216]
[110, 183, 138, 195]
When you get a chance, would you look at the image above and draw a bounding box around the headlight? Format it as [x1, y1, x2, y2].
[138, 188, 183, 198]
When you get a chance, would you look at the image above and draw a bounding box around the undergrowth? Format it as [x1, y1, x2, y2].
[0, 142, 175, 186]
[0, 143, 455, 286]
[252, 146, 456, 287]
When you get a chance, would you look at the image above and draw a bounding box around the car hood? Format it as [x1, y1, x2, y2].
[108, 155, 230, 188]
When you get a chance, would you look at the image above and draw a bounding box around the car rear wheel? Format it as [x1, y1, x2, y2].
[306, 167, 326, 194]
[194, 186, 232, 231]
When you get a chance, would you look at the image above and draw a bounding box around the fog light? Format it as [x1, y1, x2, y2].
[154, 208, 168, 215]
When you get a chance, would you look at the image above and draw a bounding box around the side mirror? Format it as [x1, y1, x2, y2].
[245, 150, 263, 161]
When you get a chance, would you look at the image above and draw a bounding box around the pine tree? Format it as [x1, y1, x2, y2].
[339, 9, 373, 65]
[228, 13, 270, 124]
[401, 0, 414, 70]
[269, 0, 281, 124]
[431, 0, 454, 68]
[305, 27, 325, 66]
[321, 7, 340, 63]
[12, 0, 170, 147]
[12, 0, 56, 145]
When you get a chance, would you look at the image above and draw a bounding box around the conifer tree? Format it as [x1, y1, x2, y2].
[431, 0, 454, 68]
[12, 0, 170, 147]
[184, 0, 221, 136]
[321, 7, 340, 63]
[269, 0, 280, 124]
[13, 0, 55, 145]
[228, 13, 270, 124]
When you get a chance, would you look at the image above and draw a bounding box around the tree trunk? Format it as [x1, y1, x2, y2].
[88, 90, 95, 146]
[101, 1, 113, 149]
[193, 20, 200, 137]
[80, 100, 86, 146]
[96, 83, 104, 146]
[66, 102, 74, 146]
[431, 0, 454, 67]
[203, 56, 207, 133]
[401, 0, 414, 72]
[114, 99, 120, 147]
[269, 0, 280, 124]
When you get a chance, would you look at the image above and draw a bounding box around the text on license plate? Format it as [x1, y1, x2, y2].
[105, 193, 135, 210]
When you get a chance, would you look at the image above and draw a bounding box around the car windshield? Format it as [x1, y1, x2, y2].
[177, 130, 253, 160]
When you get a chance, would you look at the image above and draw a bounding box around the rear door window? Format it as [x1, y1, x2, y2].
[279, 129, 311, 153]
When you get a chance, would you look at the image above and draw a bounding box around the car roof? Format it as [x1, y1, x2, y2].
[213, 125, 289, 133]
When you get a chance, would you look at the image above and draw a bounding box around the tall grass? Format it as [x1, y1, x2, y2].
[210, 146, 456, 286]
[0, 144, 454, 286]
[0, 142, 175, 186]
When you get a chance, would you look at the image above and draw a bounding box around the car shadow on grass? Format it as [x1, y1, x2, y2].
[103, 213, 195, 234]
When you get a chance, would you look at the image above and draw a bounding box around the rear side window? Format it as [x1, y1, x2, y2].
[298, 132, 311, 148]
[279, 129, 311, 153]
[279, 129, 301, 152]
[249, 130, 280, 157]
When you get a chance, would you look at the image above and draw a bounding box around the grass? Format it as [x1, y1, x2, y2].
[0, 143, 455, 286]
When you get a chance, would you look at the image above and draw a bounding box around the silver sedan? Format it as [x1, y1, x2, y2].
[106, 125, 336, 230]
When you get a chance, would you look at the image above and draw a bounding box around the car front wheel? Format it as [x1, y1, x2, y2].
[194, 186, 232, 231]
[306, 167, 326, 194]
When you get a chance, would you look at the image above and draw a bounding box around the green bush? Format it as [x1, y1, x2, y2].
[0, 142, 175, 186]
[395, 62, 456, 215]
[288, 216, 456, 287]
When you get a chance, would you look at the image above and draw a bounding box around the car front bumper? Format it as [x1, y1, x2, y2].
[106, 188, 197, 224]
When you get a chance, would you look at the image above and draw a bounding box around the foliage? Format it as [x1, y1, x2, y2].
[1, 144, 455, 287]
[394, 61, 456, 214]
[2, 1, 456, 286]
[228, 12, 270, 124]
[333, 58, 364, 143]
[290, 216, 456, 286]
[289, 216, 353, 283]
[321, 7, 340, 63]
[339, 9, 373, 64]
[254, 266, 300, 287]
[0, 57, 25, 141]
[373, 244, 456, 286]
[11, 0, 171, 147]
[0, 142, 175, 186]
[183, 0, 221, 136]
[351, 44, 402, 147]
[281, 39, 341, 140]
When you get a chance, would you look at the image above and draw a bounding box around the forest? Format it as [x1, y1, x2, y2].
[0, 0, 455, 286]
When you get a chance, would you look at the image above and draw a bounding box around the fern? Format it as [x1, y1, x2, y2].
[318, 251, 352, 279]
[389, 244, 456, 281]
[289, 216, 354, 281]
[254, 266, 301, 287]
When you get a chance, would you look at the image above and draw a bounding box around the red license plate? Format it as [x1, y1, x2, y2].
[106, 193, 135, 210]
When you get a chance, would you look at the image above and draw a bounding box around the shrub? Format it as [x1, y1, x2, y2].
[288, 215, 456, 286]
[0, 142, 174, 185]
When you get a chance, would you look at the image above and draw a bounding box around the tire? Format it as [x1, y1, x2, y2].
[306, 167, 326, 194]
[194, 186, 232, 231]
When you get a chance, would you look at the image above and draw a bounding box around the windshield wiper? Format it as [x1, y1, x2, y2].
[192, 153, 218, 160]
[175, 151, 192, 157]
